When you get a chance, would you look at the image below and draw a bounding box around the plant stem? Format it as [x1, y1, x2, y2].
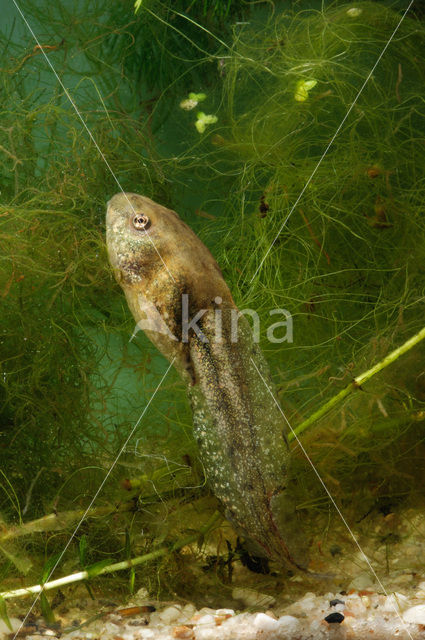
[0, 511, 222, 601]
[288, 324, 425, 442]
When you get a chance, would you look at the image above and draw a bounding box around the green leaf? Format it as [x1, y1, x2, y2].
[40, 553, 61, 585]
[129, 567, 135, 594]
[83, 581, 95, 600]
[79, 535, 88, 568]
[188, 92, 206, 102]
[0, 543, 32, 575]
[40, 592, 55, 624]
[0, 596, 12, 631]
[195, 112, 218, 133]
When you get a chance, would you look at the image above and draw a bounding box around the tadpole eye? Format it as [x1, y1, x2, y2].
[132, 213, 151, 230]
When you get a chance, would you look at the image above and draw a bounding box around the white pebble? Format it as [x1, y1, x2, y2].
[159, 605, 182, 624]
[277, 615, 302, 634]
[404, 604, 425, 624]
[194, 627, 218, 640]
[148, 612, 162, 626]
[297, 592, 317, 612]
[197, 614, 215, 625]
[181, 603, 197, 619]
[197, 607, 216, 616]
[104, 621, 121, 634]
[253, 612, 279, 631]
[215, 608, 234, 616]
[344, 594, 366, 617]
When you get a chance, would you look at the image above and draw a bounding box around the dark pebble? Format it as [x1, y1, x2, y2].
[324, 612, 345, 624]
[329, 598, 345, 607]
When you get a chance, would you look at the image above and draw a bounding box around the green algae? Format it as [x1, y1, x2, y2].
[1, 0, 425, 607]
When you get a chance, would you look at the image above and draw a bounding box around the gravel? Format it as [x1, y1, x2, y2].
[8, 584, 425, 640]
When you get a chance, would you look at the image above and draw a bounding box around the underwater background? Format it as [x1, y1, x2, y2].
[1, 0, 425, 614]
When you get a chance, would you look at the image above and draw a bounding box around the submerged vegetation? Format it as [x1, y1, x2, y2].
[0, 0, 425, 612]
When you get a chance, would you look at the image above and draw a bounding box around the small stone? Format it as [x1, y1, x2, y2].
[181, 604, 197, 620]
[104, 621, 121, 634]
[253, 612, 279, 631]
[324, 612, 345, 624]
[404, 605, 425, 624]
[344, 594, 366, 616]
[194, 627, 218, 640]
[195, 608, 216, 617]
[330, 598, 345, 607]
[214, 614, 232, 626]
[196, 614, 215, 626]
[148, 612, 161, 626]
[277, 615, 301, 634]
[159, 605, 182, 625]
[173, 625, 195, 638]
[215, 609, 234, 617]
[297, 593, 317, 612]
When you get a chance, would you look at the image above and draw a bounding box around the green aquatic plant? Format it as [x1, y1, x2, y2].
[180, 92, 207, 110]
[2, 0, 425, 611]
[0, 0, 206, 601]
[194, 111, 218, 133]
[294, 78, 318, 102]
[201, 1, 425, 527]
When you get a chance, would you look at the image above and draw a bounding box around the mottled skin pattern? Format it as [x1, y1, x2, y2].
[106, 193, 308, 570]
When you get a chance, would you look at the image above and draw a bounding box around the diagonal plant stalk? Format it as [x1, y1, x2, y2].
[0, 507, 121, 542]
[288, 324, 425, 443]
[3, 326, 425, 602]
[0, 511, 222, 601]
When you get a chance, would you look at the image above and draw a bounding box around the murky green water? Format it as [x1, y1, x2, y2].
[1, 0, 425, 626]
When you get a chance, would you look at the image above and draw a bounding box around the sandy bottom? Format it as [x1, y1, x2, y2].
[3, 507, 425, 639]
[4, 585, 425, 640]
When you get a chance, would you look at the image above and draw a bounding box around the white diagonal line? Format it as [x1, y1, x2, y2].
[10, 0, 175, 284]
[250, 0, 414, 283]
[12, 358, 176, 640]
[251, 357, 414, 640]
